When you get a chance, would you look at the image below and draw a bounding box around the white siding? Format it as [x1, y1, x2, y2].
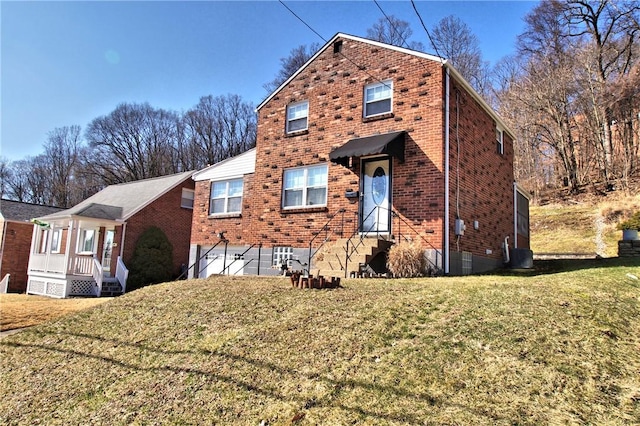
[192, 149, 256, 182]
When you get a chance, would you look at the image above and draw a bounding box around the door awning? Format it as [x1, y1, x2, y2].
[329, 131, 406, 167]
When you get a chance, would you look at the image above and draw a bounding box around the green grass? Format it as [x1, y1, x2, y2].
[2, 259, 640, 425]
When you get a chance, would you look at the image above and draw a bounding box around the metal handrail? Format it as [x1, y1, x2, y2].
[177, 240, 225, 280]
[306, 208, 346, 275]
[221, 244, 256, 275]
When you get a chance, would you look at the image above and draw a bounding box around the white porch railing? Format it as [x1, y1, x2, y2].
[116, 256, 129, 293]
[70, 255, 94, 275]
[92, 257, 104, 296]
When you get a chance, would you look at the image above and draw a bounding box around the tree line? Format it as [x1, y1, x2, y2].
[0, 94, 256, 207]
[2, 1, 638, 208]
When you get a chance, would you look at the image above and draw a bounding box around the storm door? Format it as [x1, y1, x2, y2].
[360, 158, 391, 234]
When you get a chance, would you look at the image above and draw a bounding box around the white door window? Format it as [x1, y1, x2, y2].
[361, 158, 391, 233]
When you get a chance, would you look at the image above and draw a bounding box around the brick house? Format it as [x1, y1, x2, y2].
[1, 200, 64, 293]
[188, 33, 530, 278]
[26, 171, 195, 298]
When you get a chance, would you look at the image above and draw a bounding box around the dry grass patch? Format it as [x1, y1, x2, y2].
[1, 261, 639, 425]
[531, 193, 640, 257]
[0, 294, 111, 331]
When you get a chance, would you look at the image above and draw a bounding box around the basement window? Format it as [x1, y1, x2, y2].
[272, 246, 293, 268]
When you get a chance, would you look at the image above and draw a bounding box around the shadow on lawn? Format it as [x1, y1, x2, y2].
[2, 329, 507, 424]
[499, 256, 640, 277]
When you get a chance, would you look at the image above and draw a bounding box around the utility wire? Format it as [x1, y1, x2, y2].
[278, 0, 393, 91]
[373, 0, 412, 50]
[410, 0, 444, 63]
[278, 0, 328, 43]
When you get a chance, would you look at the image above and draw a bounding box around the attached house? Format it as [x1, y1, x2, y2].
[27, 171, 195, 298]
[1, 200, 64, 293]
[188, 33, 530, 278]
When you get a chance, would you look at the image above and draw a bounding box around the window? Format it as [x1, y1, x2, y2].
[210, 179, 243, 215]
[37, 229, 49, 254]
[50, 229, 62, 253]
[272, 246, 293, 268]
[181, 188, 195, 209]
[78, 229, 96, 254]
[286, 101, 309, 133]
[496, 128, 504, 155]
[283, 164, 328, 209]
[364, 80, 392, 117]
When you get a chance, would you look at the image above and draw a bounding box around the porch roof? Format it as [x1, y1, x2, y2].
[329, 131, 406, 167]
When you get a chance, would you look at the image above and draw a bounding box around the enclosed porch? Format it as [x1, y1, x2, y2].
[27, 217, 128, 298]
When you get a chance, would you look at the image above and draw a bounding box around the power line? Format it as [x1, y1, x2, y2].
[410, 0, 444, 62]
[278, 1, 393, 91]
[278, 0, 328, 44]
[372, 0, 412, 50]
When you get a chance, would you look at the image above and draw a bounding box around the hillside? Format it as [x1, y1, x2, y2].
[1, 262, 639, 425]
[530, 190, 640, 258]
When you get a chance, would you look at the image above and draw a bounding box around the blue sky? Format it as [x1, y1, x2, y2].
[1, 1, 537, 162]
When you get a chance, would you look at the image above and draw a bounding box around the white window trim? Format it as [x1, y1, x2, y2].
[496, 127, 504, 155]
[181, 188, 195, 209]
[77, 228, 97, 255]
[50, 229, 62, 254]
[286, 100, 309, 134]
[282, 164, 328, 209]
[209, 179, 243, 216]
[364, 80, 393, 118]
[272, 246, 293, 268]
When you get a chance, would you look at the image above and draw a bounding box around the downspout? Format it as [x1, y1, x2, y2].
[120, 222, 127, 263]
[513, 182, 518, 249]
[444, 67, 451, 275]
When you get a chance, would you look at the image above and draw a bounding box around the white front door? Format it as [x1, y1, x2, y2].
[360, 158, 391, 234]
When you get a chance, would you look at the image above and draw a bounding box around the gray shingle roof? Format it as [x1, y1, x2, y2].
[0, 199, 64, 222]
[37, 171, 193, 222]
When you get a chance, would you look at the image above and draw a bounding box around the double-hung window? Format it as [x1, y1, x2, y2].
[181, 188, 195, 209]
[364, 80, 392, 117]
[286, 101, 309, 133]
[210, 179, 243, 215]
[283, 164, 328, 209]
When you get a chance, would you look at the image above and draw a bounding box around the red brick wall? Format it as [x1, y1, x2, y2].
[192, 36, 516, 264]
[251, 38, 447, 249]
[0, 221, 35, 292]
[190, 174, 255, 247]
[446, 77, 515, 261]
[122, 181, 195, 277]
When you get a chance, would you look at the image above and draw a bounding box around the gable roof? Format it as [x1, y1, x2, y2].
[0, 199, 64, 223]
[37, 171, 194, 222]
[257, 32, 514, 139]
[192, 148, 256, 182]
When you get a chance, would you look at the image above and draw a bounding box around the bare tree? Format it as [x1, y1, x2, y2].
[43, 125, 83, 207]
[564, 0, 640, 186]
[85, 103, 181, 184]
[263, 43, 320, 93]
[182, 94, 256, 167]
[366, 15, 425, 51]
[431, 15, 488, 94]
